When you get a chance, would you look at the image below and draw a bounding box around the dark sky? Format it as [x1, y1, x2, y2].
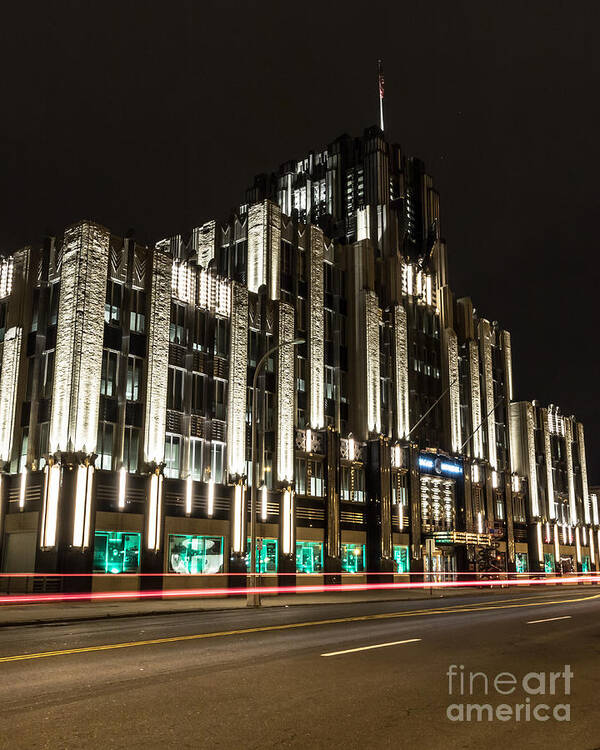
[1, 1, 598, 481]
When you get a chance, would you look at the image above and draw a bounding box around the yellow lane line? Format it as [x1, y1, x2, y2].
[1, 592, 597, 664]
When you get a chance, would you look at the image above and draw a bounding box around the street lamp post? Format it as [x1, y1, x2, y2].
[247, 337, 304, 607]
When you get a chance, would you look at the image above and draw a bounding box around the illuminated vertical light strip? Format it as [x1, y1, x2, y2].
[426, 275, 433, 306]
[582, 526, 587, 546]
[479, 320, 496, 469]
[468, 341, 483, 458]
[576, 422, 590, 524]
[308, 226, 324, 429]
[147, 472, 163, 551]
[261, 484, 268, 521]
[50, 221, 109, 454]
[40, 463, 61, 548]
[592, 494, 599, 526]
[575, 527, 582, 564]
[554, 525, 560, 562]
[19, 467, 27, 510]
[144, 248, 171, 464]
[590, 529, 595, 565]
[0, 256, 14, 298]
[564, 419, 576, 524]
[282, 488, 294, 554]
[118, 466, 127, 510]
[0, 327, 22, 463]
[247, 201, 267, 294]
[233, 482, 243, 553]
[393, 305, 409, 439]
[502, 330, 513, 402]
[185, 475, 193, 516]
[364, 291, 381, 435]
[207, 478, 214, 517]
[305, 428, 312, 453]
[525, 403, 539, 517]
[72, 465, 88, 547]
[542, 409, 555, 519]
[545, 521, 551, 543]
[537, 522, 544, 563]
[277, 302, 295, 483]
[348, 436, 355, 462]
[447, 329, 461, 452]
[477, 511, 483, 534]
[227, 283, 248, 478]
[268, 202, 281, 301]
[406, 263, 414, 296]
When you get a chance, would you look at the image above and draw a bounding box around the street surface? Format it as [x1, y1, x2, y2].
[0, 586, 598, 749]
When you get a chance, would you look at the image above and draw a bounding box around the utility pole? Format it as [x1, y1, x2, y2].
[247, 338, 304, 607]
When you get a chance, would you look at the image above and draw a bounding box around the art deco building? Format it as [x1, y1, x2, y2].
[0, 127, 596, 589]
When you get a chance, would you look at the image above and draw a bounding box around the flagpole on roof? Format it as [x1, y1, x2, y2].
[378, 59, 385, 132]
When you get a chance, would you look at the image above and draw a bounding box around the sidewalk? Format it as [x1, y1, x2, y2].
[0, 583, 587, 627]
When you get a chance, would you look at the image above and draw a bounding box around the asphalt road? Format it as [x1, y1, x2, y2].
[0, 586, 599, 749]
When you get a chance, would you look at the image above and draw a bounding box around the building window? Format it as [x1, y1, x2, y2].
[210, 441, 225, 483]
[129, 289, 146, 333]
[515, 552, 528, 573]
[48, 282, 60, 326]
[296, 541, 323, 573]
[100, 350, 119, 397]
[544, 552, 555, 574]
[164, 434, 181, 478]
[325, 366, 336, 400]
[123, 426, 139, 473]
[105, 281, 122, 325]
[354, 467, 365, 502]
[126, 356, 142, 401]
[297, 356, 306, 392]
[93, 531, 141, 574]
[341, 543, 366, 573]
[341, 466, 351, 501]
[309, 460, 324, 497]
[495, 494, 505, 520]
[214, 378, 226, 420]
[170, 302, 186, 345]
[193, 309, 208, 352]
[97, 422, 114, 470]
[41, 350, 55, 398]
[295, 457, 307, 495]
[167, 367, 184, 411]
[190, 437, 204, 481]
[393, 545, 410, 573]
[168, 534, 223, 574]
[192, 373, 205, 413]
[247, 537, 278, 573]
[214, 318, 228, 357]
[19, 429, 28, 472]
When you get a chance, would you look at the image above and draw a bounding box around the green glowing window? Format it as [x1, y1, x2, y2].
[246, 537, 278, 573]
[582, 556, 591, 573]
[168, 535, 224, 574]
[296, 541, 324, 573]
[515, 552, 528, 573]
[544, 552, 555, 574]
[341, 543, 366, 573]
[393, 545, 410, 573]
[93, 531, 141, 574]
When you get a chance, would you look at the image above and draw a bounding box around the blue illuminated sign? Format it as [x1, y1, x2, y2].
[418, 454, 463, 477]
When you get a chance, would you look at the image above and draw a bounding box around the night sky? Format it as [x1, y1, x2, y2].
[1, 1, 598, 481]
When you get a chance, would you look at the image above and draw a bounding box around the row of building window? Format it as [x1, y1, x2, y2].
[93, 531, 411, 576]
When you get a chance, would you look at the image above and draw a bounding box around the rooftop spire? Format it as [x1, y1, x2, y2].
[377, 59, 385, 132]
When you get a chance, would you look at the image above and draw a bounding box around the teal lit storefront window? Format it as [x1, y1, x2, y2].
[93, 531, 141, 574]
[296, 541, 324, 573]
[544, 552, 555, 574]
[515, 552, 528, 573]
[246, 537, 278, 573]
[393, 545, 410, 573]
[582, 556, 591, 573]
[341, 543, 366, 573]
[168, 535, 223, 574]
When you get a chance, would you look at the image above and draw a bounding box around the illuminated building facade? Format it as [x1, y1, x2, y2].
[0, 128, 596, 586]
